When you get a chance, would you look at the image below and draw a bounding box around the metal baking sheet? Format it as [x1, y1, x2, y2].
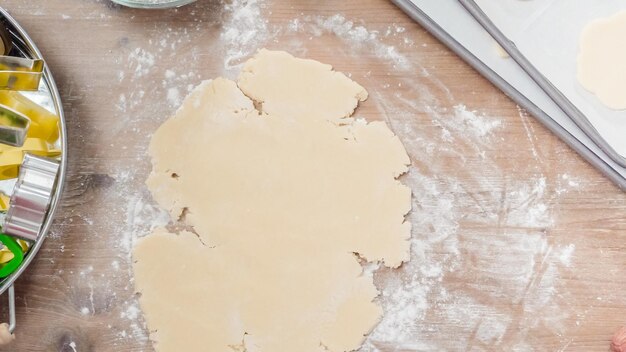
[0, 7, 67, 294]
[466, 0, 626, 167]
[391, 0, 626, 191]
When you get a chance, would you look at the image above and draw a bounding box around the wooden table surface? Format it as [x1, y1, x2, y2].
[0, 0, 625, 351]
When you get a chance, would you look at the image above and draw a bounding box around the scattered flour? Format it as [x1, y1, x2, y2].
[166, 87, 181, 107]
[358, 34, 578, 349]
[121, 304, 141, 321]
[127, 48, 156, 78]
[49, 0, 585, 350]
[556, 243, 576, 268]
[164, 69, 176, 80]
[221, 0, 270, 69]
[113, 3, 582, 350]
[123, 195, 170, 253]
[453, 104, 503, 138]
[287, 14, 411, 70]
[561, 173, 581, 188]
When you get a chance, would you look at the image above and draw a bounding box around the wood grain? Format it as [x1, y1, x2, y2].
[0, 0, 623, 351]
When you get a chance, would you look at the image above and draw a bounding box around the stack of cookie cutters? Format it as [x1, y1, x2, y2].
[0, 8, 68, 334]
[0, 22, 45, 150]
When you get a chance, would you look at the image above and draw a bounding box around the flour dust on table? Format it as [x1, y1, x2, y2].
[75, 1, 583, 349]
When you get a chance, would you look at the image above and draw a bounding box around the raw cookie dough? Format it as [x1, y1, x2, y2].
[578, 10, 626, 110]
[238, 50, 368, 124]
[134, 50, 411, 352]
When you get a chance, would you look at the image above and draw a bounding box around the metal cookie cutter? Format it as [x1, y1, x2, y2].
[0, 138, 61, 179]
[0, 104, 29, 147]
[0, 55, 44, 91]
[0, 90, 60, 143]
[0, 23, 10, 56]
[3, 153, 60, 242]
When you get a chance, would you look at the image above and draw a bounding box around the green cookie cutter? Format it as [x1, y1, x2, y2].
[0, 234, 23, 278]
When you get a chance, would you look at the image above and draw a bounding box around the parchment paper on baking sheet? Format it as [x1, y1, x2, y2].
[474, 0, 626, 160]
[404, 0, 626, 185]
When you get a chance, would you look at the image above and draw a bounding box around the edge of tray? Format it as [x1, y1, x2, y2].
[458, 0, 626, 168]
[391, 0, 626, 191]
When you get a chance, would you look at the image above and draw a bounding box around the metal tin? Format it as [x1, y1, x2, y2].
[0, 7, 67, 295]
[0, 104, 30, 147]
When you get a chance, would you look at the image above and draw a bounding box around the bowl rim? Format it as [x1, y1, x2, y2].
[110, 0, 198, 9]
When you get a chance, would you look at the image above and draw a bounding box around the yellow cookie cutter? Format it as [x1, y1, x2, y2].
[0, 138, 60, 179]
[0, 90, 59, 143]
[0, 193, 8, 211]
[0, 239, 28, 265]
[0, 56, 43, 91]
[0, 193, 29, 265]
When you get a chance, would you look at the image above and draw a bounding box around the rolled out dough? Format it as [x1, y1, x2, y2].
[578, 10, 626, 110]
[133, 50, 411, 352]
